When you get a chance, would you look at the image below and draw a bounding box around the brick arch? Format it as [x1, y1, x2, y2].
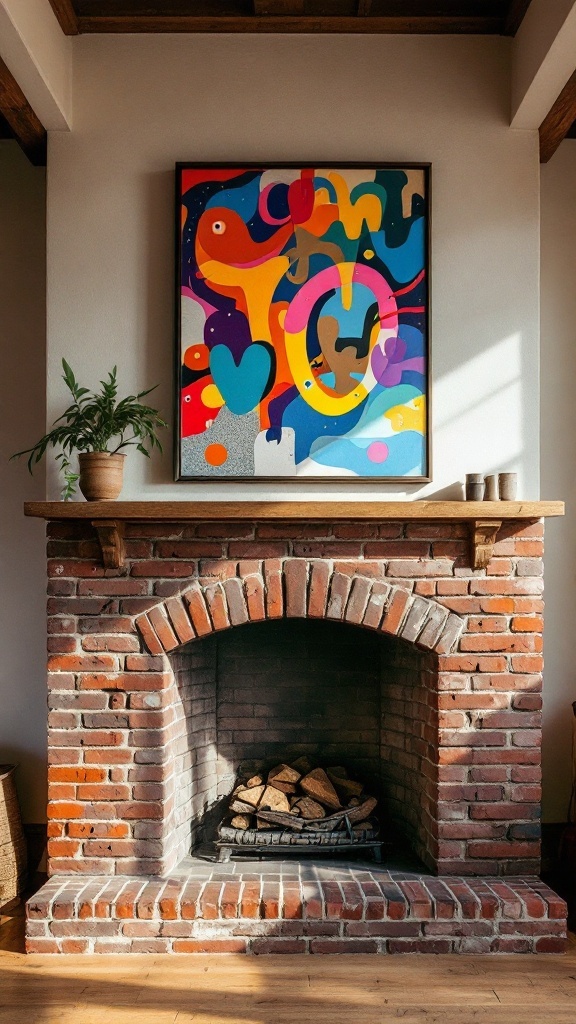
[134, 558, 464, 658]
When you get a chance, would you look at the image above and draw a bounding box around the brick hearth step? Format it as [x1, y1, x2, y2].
[26, 870, 567, 955]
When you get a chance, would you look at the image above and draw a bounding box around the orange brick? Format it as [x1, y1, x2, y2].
[203, 582, 229, 631]
[48, 767, 105, 783]
[244, 572, 266, 621]
[264, 561, 284, 618]
[47, 839, 81, 858]
[77, 784, 130, 801]
[67, 822, 130, 839]
[285, 559, 308, 618]
[439, 656, 508, 673]
[48, 784, 75, 800]
[415, 580, 436, 596]
[512, 616, 544, 633]
[60, 940, 90, 953]
[164, 595, 195, 644]
[479, 598, 515, 614]
[47, 654, 117, 672]
[47, 801, 85, 819]
[308, 561, 330, 618]
[460, 635, 542, 653]
[381, 588, 411, 635]
[512, 598, 544, 614]
[134, 614, 163, 655]
[182, 585, 212, 635]
[467, 616, 508, 633]
[83, 749, 133, 763]
[436, 580, 468, 595]
[173, 939, 246, 953]
[147, 605, 179, 652]
[511, 655, 544, 673]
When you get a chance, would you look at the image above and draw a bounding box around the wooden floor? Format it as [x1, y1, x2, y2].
[2, 897, 576, 1024]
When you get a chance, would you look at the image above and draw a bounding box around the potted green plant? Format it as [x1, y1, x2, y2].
[12, 360, 167, 501]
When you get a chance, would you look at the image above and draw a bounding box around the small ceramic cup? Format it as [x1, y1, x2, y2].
[484, 474, 498, 501]
[498, 472, 517, 501]
[465, 474, 484, 501]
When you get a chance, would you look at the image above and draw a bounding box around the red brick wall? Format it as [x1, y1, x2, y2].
[170, 643, 218, 860]
[211, 618, 384, 794]
[45, 517, 544, 877]
[380, 642, 438, 870]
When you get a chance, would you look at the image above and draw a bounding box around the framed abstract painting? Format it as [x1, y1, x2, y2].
[175, 163, 430, 481]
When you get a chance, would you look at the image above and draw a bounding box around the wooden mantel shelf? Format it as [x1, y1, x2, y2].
[24, 500, 564, 571]
[23, 500, 564, 522]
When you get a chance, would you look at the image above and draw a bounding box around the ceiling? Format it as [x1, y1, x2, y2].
[48, 1, 533, 35]
[0, 0, 547, 168]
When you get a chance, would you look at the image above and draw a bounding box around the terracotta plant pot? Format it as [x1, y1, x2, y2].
[78, 452, 126, 501]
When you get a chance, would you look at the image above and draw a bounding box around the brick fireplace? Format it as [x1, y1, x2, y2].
[24, 501, 568, 953]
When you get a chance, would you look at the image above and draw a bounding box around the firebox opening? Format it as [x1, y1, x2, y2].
[169, 618, 439, 872]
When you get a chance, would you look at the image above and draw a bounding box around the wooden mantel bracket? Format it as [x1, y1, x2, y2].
[91, 520, 125, 569]
[470, 519, 502, 570]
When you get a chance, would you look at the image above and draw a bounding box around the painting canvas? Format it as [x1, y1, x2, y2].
[176, 164, 429, 480]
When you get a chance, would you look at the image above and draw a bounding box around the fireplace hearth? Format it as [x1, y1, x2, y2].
[23, 500, 568, 954]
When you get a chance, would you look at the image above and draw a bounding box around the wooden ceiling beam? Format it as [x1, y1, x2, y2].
[48, 0, 79, 35]
[0, 57, 46, 166]
[503, 0, 532, 36]
[253, 1, 305, 14]
[539, 70, 576, 163]
[74, 15, 504, 34]
[0, 112, 14, 139]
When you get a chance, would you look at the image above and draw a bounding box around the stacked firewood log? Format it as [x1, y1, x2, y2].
[225, 757, 377, 836]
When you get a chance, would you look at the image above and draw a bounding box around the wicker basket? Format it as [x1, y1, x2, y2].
[0, 765, 27, 905]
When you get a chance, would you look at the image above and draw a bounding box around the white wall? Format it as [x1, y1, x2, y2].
[0, 141, 47, 822]
[47, 34, 540, 502]
[540, 141, 576, 822]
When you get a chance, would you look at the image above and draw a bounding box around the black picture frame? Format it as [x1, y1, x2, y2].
[174, 162, 431, 483]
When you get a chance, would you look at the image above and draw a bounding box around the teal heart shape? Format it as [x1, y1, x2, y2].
[210, 343, 272, 416]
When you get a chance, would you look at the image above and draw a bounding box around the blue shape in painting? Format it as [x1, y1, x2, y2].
[310, 432, 425, 477]
[398, 324, 424, 358]
[210, 343, 271, 416]
[282, 394, 363, 464]
[370, 218, 425, 284]
[206, 177, 260, 221]
[323, 284, 375, 336]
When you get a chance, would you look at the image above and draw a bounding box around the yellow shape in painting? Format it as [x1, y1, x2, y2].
[201, 383, 225, 409]
[384, 396, 426, 434]
[339, 262, 355, 311]
[328, 172, 382, 239]
[364, 249, 374, 260]
[197, 255, 289, 344]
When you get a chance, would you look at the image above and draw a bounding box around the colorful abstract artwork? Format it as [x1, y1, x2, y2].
[176, 164, 429, 480]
